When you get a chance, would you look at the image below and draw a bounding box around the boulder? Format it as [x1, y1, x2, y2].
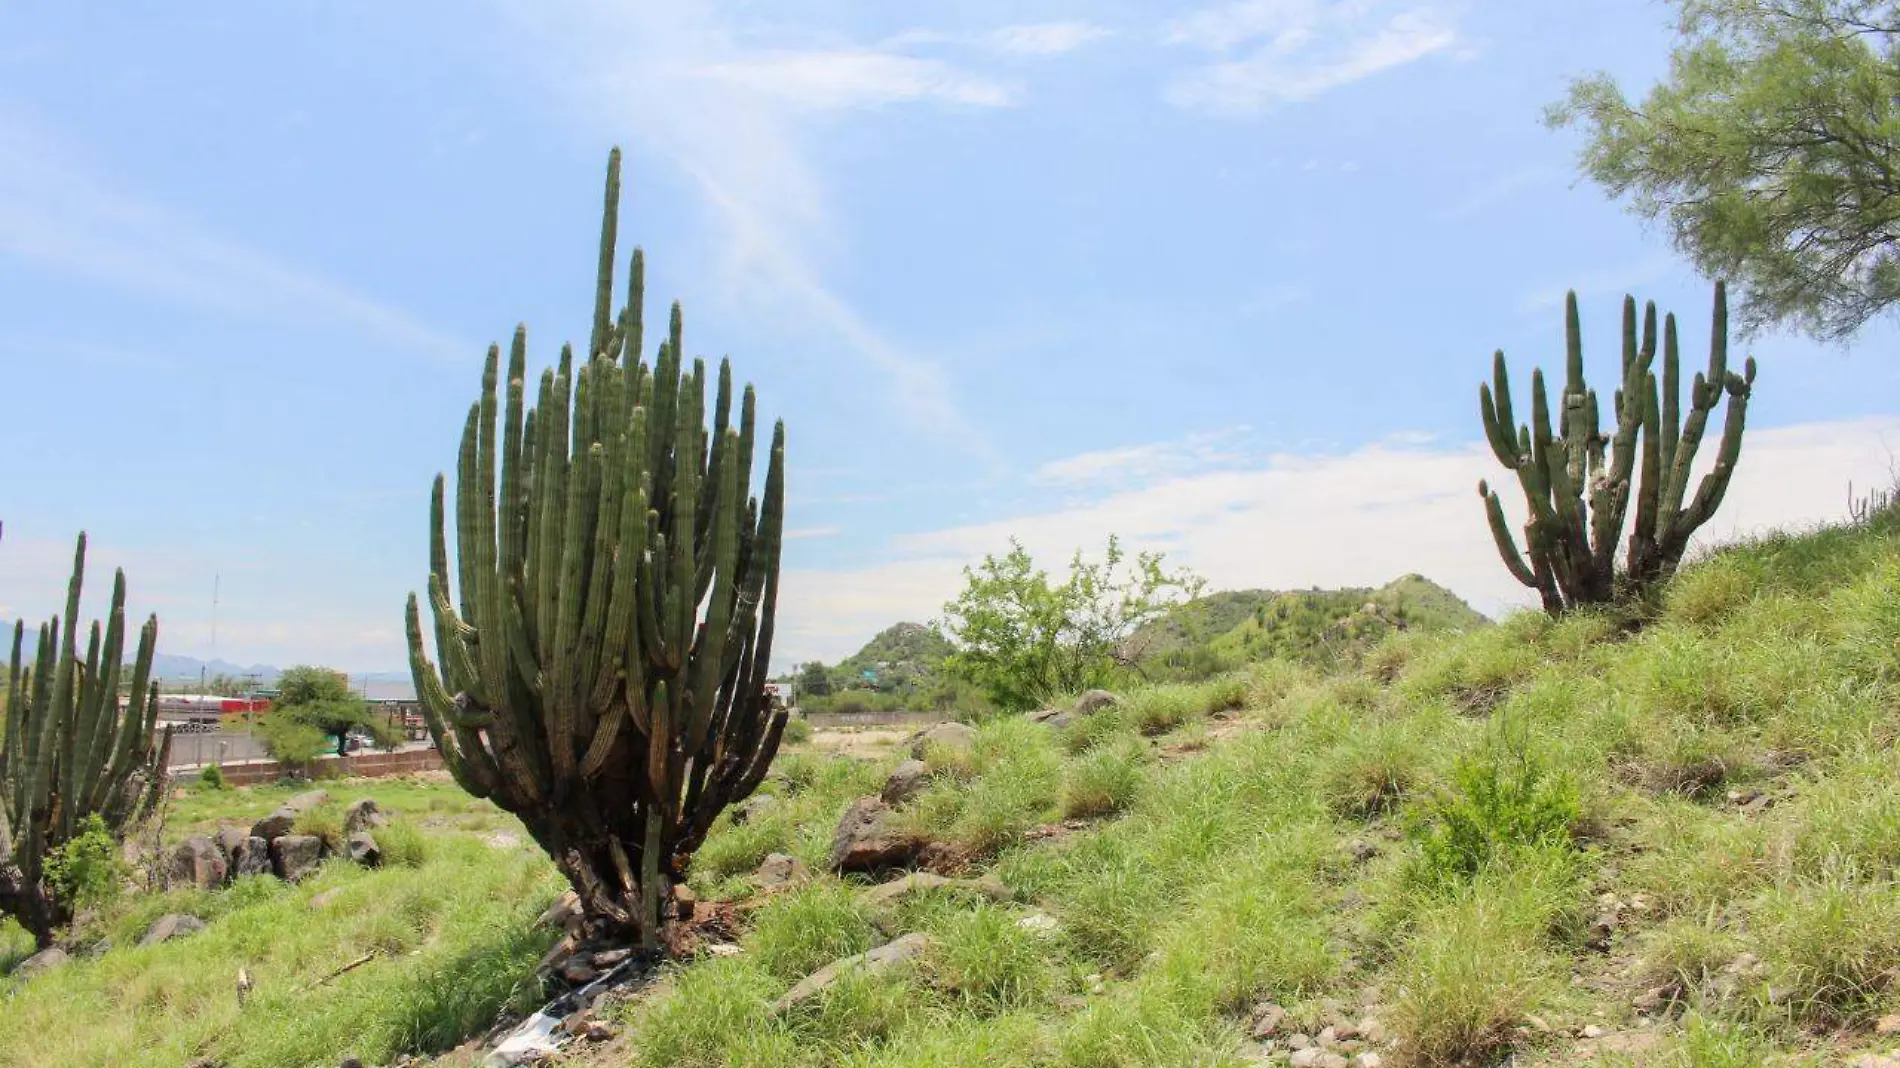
[730, 794, 778, 826]
[772, 933, 931, 1014]
[880, 759, 930, 805]
[536, 890, 582, 930]
[271, 834, 324, 882]
[754, 853, 810, 888]
[862, 871, 1011, 909]
[342, 798, 388, 835]
[1073, 689, 1120, 717]
[138, 913, 207, 947]
[1028, 707, 1072, 730]
[250, 789, 329, 840]
[345, 831, 381, 867]
[827, 797, 923, 874]
[216, 827, 271, 878]
[13, 946, 70, 978]
[908, 722, 976, 761]
[166, 836, 229, 890]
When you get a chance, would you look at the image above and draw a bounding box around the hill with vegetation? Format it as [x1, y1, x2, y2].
[9, 501, 1898, 1067]
[1132, 574, 1489, 680]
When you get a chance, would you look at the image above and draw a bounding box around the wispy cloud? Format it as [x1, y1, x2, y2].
[1032, 427, 1253, 489]
[0, 112, 467, 359]
[700, 51, 1016, 110]
[784, 526, 844, 540]
[1164, 2, 1460, 116]
[499, 2, 1004, 465]
[774, 416, 1900, 664]
[1519, 257, 1675, 315]
[1439, 164, 1554, 221]
[989, 21, 1113, 55]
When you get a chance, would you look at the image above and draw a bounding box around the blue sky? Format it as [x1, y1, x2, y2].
[2, 0, 1897, 673]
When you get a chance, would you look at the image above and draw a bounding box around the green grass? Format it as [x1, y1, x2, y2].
[12, 500, 1900, 1068]
[1, 778, 562, 1068]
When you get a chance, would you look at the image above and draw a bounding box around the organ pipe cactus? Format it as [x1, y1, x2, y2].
[1, 526, 170, 948]
[406, 148, 788, 947]
[1478, 282, 1756, 614]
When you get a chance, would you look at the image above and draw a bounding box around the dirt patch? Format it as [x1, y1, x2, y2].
[802, 727, 909, 759]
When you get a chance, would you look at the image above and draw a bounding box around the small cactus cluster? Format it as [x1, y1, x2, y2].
[1, 526, 170, 948]
[1478, 282, 1756, 614]
[406, 149, 787, 945]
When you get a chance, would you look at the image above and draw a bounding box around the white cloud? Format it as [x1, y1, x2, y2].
[1032, 428, 1252, 489]
[1164, 2, 1459, 116]
[1439, 164, 1554, 221]
[988, 21, 1112, 55]
[0, 113, 466, 359]
[1519, 257, 1675, 315]
[497, 2, 1000, 464]
[701, 51, 1015, 110]
[773, 416, 1900, 665]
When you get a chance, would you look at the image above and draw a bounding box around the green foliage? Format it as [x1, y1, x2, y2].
[1550, 0, 1900, 340]
[197, 763, 227, 791]
[42, 814, 126, 913]
[1408, 748, 1580, 889]
[1479, 285, 1755, 614]
[927, 905, 1054, 1013]
[936, 535, 1204, 712]
[405, 147, 789, 943]
[262, 666, 397, 760]
[795, 660, 832, 698]
[780, 716, 813, 745]
[1, 529, 167, 948]
[1196, 575, 1489, 670]
[1062, 737, 1146, 818]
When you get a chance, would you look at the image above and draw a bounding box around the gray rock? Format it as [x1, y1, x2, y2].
[1073, 689, 1120, 717]
[1250, 1002, 1287, 1039]
[139, 913, 207, 947]
[908, 722, 976, 761]
[346, 831, 381, 867]
[166, 836, 229, 891]
[250, 789, 329, 841]
[342, 798, 387, 836]
[271, 834, 324, 882]
[772, 933, 931, 1014]
[216, 827, 271, 879]
[754, 853, 810, 888]
[730, 794, 778, 825]
[13, 946, 70, 977]
[862, 871, 1011, 909]
[827, 797, 923, 874]
[880, 760, 930, 805]
[536, 890, 581, 930]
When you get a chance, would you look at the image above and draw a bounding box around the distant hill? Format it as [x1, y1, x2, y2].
[833, 622, 954, 690]
[149, 654, 282, 682]
[1131, 575, 1488, 675]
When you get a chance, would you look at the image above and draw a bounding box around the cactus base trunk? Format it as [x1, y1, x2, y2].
[0, 865, 64, 949]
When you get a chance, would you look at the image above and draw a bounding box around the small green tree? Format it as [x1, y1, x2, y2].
[260, 666, 399, 760]
[1550, 0, 1900, 339]
[935, 535, 1204, 713]
[796, 661, 833, 698]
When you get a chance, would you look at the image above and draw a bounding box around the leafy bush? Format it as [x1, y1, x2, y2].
[376, 821, 430, 868]
[1408, 749, 1579, 888]
[780, 717, 813, 745]
[1063, 739, 1146, 819]
[43, 814, 127, 912]
[199, 763, 229, 791]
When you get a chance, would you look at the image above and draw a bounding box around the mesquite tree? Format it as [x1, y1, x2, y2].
[406, 149, 788, 946]
[1, 527, 170, 948]
[1478, 282, 1756, 614]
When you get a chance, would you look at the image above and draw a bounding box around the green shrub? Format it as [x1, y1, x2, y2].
[292, 805, 345, 854]
[749, 881, 878, 982]
[375, 821, 430, 868]
[199, 763, 229, 791]
[43, 814, 128, 913]
[927, 905, 1053, 1013]
[1408, 749, 1579, 889]
[781, 717, 814, 745]
[1062, 739, 1146, 819]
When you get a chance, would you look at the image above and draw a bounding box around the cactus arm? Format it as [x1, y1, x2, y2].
[1480, 482, 1539, 588]
[591, 148, 622, 361]
[407, 594, 499, 798]
[1671, 359, 1754, 546]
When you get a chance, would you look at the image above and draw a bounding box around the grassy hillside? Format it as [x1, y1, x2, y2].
[7, 503, 1899, 1067]
[834, 622, 956, 689]
[606, 502, 1900, 1067]
[1134, 575, 1488, 681]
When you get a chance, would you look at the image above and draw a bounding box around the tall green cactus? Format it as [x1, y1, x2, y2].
[1478, 282, 1756, 614]
[406, 148, 788, 946]
[0, 525, 170, 948]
